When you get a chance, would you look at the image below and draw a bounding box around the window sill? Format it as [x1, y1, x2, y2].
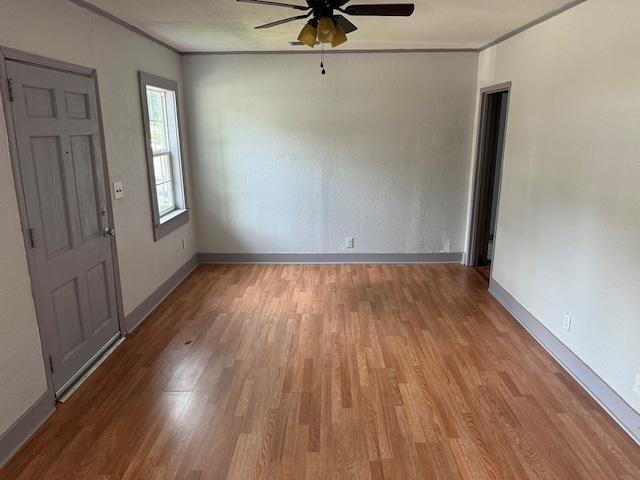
[154, 208, 189, 241]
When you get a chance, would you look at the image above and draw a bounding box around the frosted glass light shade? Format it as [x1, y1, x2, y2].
[317, 17, 336, 44]
[298, 24, 317, 48]
[331, 24, 347, 47]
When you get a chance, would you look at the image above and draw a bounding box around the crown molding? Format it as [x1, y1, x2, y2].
[67, 0, 180, 54]
[182, 48, 479, 56]
[479, 0, 588, 51]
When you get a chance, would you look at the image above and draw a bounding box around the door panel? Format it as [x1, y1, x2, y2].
[24, 86, 57, 118]
[52, 279, 85, 358]
[8, 60, 120, 395]
[64, 92, 89, 119]
[86, 261, 112, 331]
[69, 135, 101, 242]
[30, 136, 73, 258]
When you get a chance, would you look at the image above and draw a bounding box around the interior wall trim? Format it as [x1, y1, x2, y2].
[489, 278, 640, 446]
[182, 49, 479, 56]
[479, 0, 588, 51]
[198, 252, 462, 264]
[123, 254, 199, 334]
[66, 0, 180, 54]
[0, 393, 54, 468]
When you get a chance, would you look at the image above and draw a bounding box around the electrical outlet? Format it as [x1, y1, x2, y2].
[346, 237, 354, 248]
[634, 372, 640, 395]
[563, 313, 572, 332]
[113, 181, 123, 199]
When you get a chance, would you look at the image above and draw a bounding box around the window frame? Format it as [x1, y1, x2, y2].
[139, 72, 189, 240]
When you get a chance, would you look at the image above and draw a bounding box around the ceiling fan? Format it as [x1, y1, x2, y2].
[237, 0, 415, 48]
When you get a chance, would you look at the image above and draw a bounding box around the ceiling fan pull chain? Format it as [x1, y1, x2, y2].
[321, 43, 326, 75]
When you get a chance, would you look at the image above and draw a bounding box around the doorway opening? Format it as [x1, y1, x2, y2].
[468, 83, 510, 282]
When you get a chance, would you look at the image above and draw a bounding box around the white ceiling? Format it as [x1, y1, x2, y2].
[78, 0, 580, 53]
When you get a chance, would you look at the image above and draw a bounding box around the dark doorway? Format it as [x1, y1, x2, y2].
[468, 83, 510, 273]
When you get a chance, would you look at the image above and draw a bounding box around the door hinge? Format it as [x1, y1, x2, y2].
[49, 355, 55, 374]
[29, 227, 36, 248]
[7, 78, 15, 102]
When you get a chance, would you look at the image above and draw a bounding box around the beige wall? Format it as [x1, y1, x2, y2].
[0, 0, 196, 437]
[183, 52, 478, 255]
[479, 0, 640, 412]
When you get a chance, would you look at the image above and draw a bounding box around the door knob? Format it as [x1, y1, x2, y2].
[103, 227, 115, 237]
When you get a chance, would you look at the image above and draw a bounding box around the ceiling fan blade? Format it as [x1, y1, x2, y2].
[333, 15, 357, 34]
[335, 0, 352, 6]
[237, 0, 310, 11]
[255, 12, 312, 29]
[343, 3, 414, 16]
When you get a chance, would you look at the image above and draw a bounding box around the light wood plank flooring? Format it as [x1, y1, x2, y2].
[2, 264, 639, 479]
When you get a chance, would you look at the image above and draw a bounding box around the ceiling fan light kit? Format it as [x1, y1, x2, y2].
[317, 16, 337, 43]
[297, 17, 348, 48]
[238, 0, 415, 49]
[297, 22, 318, 47]
[331, 24, 348, 47]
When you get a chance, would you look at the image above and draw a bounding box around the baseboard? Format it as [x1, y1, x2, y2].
[198, 252, 463, 264]
[0, 392, 55, 468]
[489, 278, 640, 446]
[124, 254, 199, 333]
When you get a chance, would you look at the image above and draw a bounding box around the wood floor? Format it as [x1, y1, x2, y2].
[2, 264, 639, 479]
[474, 264, 491, 283]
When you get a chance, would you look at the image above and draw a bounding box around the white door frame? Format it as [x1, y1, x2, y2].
[0, 47, 125, 399]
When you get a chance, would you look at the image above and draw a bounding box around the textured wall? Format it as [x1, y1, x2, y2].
[0, 94, 46, 437]
[0, 0, 196, 437]
[183, 53, 478, 255]
[480, 0, 640, 411]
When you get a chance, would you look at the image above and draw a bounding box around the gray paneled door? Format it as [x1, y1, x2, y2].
[7, 60, 120, 396]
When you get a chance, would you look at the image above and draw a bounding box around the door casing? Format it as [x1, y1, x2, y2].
[0, 47, 125, 400]
[467, 82, 511, 270]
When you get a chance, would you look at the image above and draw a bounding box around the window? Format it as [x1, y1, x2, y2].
[139, 72, 189, 240]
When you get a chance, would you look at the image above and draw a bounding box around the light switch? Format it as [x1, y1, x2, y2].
[113, 181, 123, 199]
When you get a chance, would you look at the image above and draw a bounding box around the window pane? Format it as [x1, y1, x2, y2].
[156, 184, 165, 212]
[156, 180, 175, 216]
[153, 154, 172, 185]
[149, 121, 166, 152]
[147, 89, 164, 122]
[147, 88, 168, 153]
[161, 154, 172, 183]
[153, 156, 163, 185]
[164, 181, 175, 212]
[156, 184, 168, 213]
[148, 86, 174, 215]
